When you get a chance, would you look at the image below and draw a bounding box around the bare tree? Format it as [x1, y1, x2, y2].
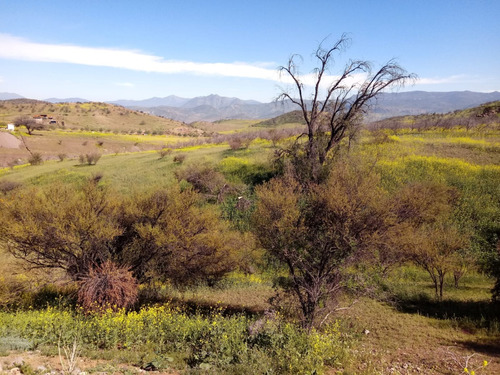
[14, 115, 45, 135]
[278, 34, 416, 181]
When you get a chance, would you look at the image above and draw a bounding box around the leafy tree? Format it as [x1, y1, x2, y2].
[0, 180, 121, 280]
[277, 35, 415, 182]
[116, 186, 242, 286]
[253, 161, 402, 328]
[0, 179, 243, 286]
[393, 182, 470, 300]
[410, 224, 469, 300]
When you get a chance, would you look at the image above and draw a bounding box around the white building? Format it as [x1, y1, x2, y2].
[7, 123, 15, 131]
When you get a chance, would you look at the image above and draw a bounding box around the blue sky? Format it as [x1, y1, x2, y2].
[1, 0, 499, 102]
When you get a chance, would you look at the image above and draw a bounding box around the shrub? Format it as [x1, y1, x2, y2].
[1, 181, 241, 288]
[86, 152, 101, 165]
[174, 163, 228, 200]
[7, 159, 20, 169]
[0, 180, 22, 195]
[158, 148, 172, 159]
[173, 154, 186, 163]
[79, 153, 101, 165]
[77, 261, 138, 313]
[28, 153, 43, 165]
[228, 137, 243, 150]
[58, 153, 67, 161]
[0, 274, 28, 307]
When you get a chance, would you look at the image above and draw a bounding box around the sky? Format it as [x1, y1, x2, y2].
[0, 0, 499, 103]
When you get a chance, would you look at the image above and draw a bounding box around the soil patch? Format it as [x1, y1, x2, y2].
[0, 350, 180, 374]
[0, 132, 21, 149]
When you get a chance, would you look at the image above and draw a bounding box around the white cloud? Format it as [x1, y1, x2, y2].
[0, 33, 280, 81]
[0, 33, 369, 89]
[1, 33, 421, 94]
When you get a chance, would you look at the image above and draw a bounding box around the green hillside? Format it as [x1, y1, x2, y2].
[252, 110, 306, 127]
[370, 100, 500, 130]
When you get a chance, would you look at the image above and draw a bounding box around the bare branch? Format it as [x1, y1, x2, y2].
[275, 36, 415, 181]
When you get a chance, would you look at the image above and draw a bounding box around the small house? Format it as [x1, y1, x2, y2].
[7, 123, 15, 131]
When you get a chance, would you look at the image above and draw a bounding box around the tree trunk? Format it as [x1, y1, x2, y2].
[453, 268, 466, 288]
[438, 273, 445, 301]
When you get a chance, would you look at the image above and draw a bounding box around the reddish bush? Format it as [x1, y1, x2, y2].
[77, 261, 138, 312]
[228, 137, 243, 150]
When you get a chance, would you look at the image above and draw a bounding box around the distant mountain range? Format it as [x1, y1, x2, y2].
[2, 91, 500, 123]
[0, 92, 24, 100]
[109, 94, 295, 122]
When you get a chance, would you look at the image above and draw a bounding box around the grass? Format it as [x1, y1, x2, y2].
[160, 272, 275, 315]
[0, 140, 277, 192]
[192, 119, 262, 133]
[0, 128, 205, 170]
[335, 265, 499, 374]
[382, 267, 500, 336]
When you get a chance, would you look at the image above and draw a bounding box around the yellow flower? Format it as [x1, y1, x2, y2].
[464, 368, 469, 373]
[483, 360, 488, 367]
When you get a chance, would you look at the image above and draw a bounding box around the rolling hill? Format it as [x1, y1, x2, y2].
[0, 99, 197, 134]
[370, 100, 500, 130]
[367, 90, 500, 121]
